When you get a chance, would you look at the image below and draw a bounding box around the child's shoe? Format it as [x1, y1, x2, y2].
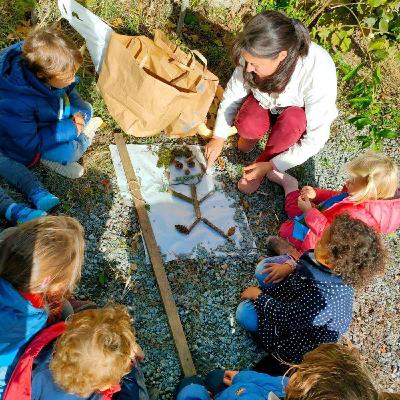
[29, 188, 60, 212]
[5, 203, 46, 224]
[82, 116, 103, 141]
[41, 160, 84, 179]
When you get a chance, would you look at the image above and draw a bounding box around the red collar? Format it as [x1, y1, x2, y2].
[99, 385, 121, 399]
[19, 292, 45, 309]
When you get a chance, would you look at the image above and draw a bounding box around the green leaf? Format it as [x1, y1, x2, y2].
[340, 37, 352, 52]
[367, 38, 386, 51]
[349, 96, 373, 109]
[395, 52, 400, 64]
[372, 49, 389, 61]
[184, 13, 198, 25]
[372, 65, 381, 88]
[368, 0, 386, 7]
[356, 135, 372, 148]
[342, 63, 363, 82]
[377, 129, 399, 139]
[379, 17, 389, 32]
[348, 115, 372, 129]
[98, 272, 108, 285]
[364, 17, 377, 28]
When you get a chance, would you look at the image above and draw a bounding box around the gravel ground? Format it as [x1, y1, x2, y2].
[0, 114, 398, 398]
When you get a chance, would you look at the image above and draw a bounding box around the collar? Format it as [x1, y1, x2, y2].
[18, 292, 45, 309]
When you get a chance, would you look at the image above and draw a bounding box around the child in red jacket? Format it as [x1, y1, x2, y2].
[266, 151, 399, 257]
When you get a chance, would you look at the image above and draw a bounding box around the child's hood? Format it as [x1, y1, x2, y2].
[0, 277, 48, 365]
[0, 41, 76, 98]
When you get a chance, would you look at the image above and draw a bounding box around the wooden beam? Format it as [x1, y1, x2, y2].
[115, 133, 196, 377]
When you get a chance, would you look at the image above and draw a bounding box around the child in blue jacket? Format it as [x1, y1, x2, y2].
[176, 343, 384, 400]
[236, 214, 387, 369]
[0, 26, 102, 223]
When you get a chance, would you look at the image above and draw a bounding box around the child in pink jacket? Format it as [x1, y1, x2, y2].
[267, 151, 399, 257]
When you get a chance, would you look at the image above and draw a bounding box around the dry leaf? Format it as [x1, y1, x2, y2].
[217, 157, 225, 169]
[241, 199, 250, 210]
[112, 17, 124, 27]
[131, 232, 141, 252]
[165, 20, 177, 30]
[227, 226, 236, 236]
[189, 34, 199, 43]
[129, 263, 138, 273]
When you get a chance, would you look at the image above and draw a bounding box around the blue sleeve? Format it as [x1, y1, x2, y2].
[176, 384, 210, 400]
[232, 371, 288, 398]
[68, 89, 92, 123]
[38, 118, 78, 146]
[112, 366, 149, 400]
[253, 284, 324, 330]
[0, 100, 41, 154]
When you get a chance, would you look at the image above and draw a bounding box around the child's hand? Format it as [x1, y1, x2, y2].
[262, 262, 293, 284]
[298, 195, 313, 213]
[72, 112, 85, 134]
[223, 370, 239, 386]
[243, 162, 272, 181]
[300, 186, 316, 200]
[131, 344, 145, 363]
[240, 286, 262, 300]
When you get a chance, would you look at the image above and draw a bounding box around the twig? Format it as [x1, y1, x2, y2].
[202, 218, 230, 240]
[191, 185, 201, 219]
[168, 189, 193, 204]
[177, 0, 189, 36]
[199, 190, 215, 204]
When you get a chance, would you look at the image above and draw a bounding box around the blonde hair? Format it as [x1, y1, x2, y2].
[50, 305, 137, 397]
[286, 343, 379, 400]
[346, 151, 398, 203]
[0, 216, 84, 306]
[22, 26, 83, 83]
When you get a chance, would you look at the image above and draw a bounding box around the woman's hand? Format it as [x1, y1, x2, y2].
[204, 137, 225, 169]
[298, 195, 313, 213]
[240, 286, 262, 300]
[300, 186, 316, 200]
[262, 262, 293, 284]
[223, 370, 239, 386]
[243, 162, 272, 181]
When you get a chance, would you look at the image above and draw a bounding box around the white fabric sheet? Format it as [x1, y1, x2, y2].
[110, 144, 256, 262]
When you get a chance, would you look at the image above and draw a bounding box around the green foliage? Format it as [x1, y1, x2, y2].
[257, 0, 399, 151]
[156, 146, 193, 168]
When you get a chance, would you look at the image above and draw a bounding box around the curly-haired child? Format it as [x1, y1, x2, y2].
[265, 151, 399, 258]
[0, 216, 84, 396]
[0, 26, 102, 224]
[176, 343, 393, 400]
[236, 214, 387, 373]
[3, 305, 149, 400]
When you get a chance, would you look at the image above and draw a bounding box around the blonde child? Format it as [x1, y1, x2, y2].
[4, 305, 149, 400]
[266, 151, 399, 256]
[177, 343, 392, 400]
[0, 216, 84, 397]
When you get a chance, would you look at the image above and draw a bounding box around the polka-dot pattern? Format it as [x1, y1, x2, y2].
[253, 251, 354, 363]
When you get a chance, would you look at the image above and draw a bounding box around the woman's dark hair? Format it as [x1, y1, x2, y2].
[232, 11, 310, 93]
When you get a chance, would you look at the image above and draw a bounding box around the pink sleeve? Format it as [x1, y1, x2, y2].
[304, 208, 329, 237]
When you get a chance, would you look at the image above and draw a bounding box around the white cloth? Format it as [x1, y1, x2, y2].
[110, 144, 257, 262]
[213, 42, 338, 172]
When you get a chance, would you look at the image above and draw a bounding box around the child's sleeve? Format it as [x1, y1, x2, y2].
[313, 188, 342, 203]
[69, 89, 93, 123]
[253, 285, 324, 331]
[303, 208, 329, 237]
[38, 119, 79, 145]
[233, 371, 288, 398]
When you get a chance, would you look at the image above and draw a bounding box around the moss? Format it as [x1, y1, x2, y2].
[156, 145, 192, 168]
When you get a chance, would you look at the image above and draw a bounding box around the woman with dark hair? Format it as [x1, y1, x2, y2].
[205, 11, 338, 194]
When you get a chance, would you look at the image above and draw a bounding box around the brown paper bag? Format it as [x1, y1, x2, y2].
[97, 30, 219, 137]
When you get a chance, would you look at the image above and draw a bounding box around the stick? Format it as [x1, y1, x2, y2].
[199, 190, 215, 204]
[177, 0, 189, 36]
[201, 217, 230, 240]
[191, 185, 201, 219]
[168, 188, 193, 204]
[115, 133, 196, 377]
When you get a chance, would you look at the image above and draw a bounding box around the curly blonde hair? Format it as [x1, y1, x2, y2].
[346, 151, 398, 203]
[286, 343, 379, 400]
[50, 305, 138, 397]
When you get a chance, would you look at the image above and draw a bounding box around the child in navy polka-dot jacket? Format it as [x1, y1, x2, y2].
[236, 214, 387, 369]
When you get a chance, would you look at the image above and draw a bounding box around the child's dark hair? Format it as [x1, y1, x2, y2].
[286, 343, 379, 400]
[327, 214, 387, 289]
[22, 26, 83, 83]
[232, 11, 310, 94]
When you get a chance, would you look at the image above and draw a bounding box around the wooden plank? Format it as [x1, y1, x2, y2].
[114, 133, 196, 377]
